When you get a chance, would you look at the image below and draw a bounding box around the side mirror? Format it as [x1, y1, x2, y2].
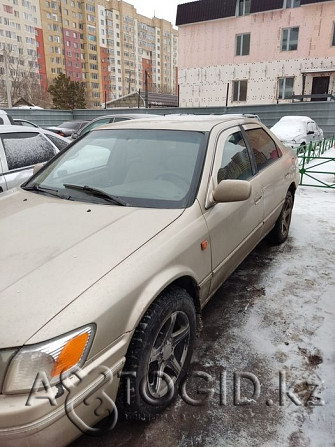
[33, 163, 44, 175]
[71, 132, 78, 139]
[213, 180, 252, 203]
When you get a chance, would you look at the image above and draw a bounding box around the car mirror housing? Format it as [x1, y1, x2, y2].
[213, 180, 252, 203]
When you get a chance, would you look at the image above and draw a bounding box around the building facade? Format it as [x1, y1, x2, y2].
[0, 0, 178, 108]
[0, 0, 41, 106]
[176, 0, 335, 106]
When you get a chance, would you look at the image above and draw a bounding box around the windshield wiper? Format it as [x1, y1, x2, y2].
[63, 184, 129, 206]
[21, 184, 61, 197]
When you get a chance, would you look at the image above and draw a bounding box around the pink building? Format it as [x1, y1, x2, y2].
[176, 0, 335, 106]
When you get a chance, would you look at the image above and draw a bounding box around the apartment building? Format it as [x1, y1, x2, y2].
[0, 0, 178, 108]
[0, 0, 41, 106]
[176, 0, 335, 106]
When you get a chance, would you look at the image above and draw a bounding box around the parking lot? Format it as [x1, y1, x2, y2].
[73, 185, 335, 447]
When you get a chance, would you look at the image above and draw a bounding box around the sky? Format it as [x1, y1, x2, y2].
[125, 0, 183, 26]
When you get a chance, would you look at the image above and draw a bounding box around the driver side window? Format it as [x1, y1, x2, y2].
[217, 131, 253, 183]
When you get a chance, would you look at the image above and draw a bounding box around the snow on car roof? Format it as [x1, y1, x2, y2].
[278, 116, 313, 122]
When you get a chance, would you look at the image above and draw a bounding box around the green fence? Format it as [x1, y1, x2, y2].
[298, 136, 335, 189]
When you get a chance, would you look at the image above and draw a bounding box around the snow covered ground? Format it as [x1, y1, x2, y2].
[74, 165, 335, 447]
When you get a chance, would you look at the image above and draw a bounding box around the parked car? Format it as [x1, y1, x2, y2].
[45, 120, 89, 137]
[270, 116, 324, 151]
[0, 116, 299, 446]
[0, 110, 14, 125]
[71, 113, 160, 139]
[13, 119, 39, 128]
[0, 125, 70, 193]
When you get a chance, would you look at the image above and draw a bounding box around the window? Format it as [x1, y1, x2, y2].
[332, 23, 335, 46]
[283, 0, 300, 7]
[45, 134, 69, 151]
[236, 0, 251, 16]
[2, 133, 56, 171]
[278, 77, 294, 99]
[233, 80, 247, 101]
[236, 33, 250, 56]
[245, 128, 281, 171]
[281, 27, 299, 51]
[217, 131, 253, 182]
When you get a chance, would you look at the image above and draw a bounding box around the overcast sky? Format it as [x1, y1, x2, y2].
[126, 0, 183, 26]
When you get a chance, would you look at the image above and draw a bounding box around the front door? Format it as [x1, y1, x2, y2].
[311, 76, 330, 101]
[203, 126, 264, 296]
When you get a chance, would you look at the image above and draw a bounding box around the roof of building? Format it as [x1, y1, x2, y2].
[176, 0, 333, 26]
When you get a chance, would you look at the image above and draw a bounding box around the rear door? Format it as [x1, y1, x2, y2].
[0, 132, 58, 191]
[242, 124, 288, 236]
[203, 126, 264, 295]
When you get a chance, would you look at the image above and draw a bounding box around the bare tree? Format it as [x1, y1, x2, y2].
[0, 48, 51, 108]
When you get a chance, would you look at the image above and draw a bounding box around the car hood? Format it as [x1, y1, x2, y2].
[0, 189, 183, 348]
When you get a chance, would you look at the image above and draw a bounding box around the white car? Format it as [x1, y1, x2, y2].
[270, 116, 324, 151]
[0, 110, 14, 125]
[0, 126, 70, 193]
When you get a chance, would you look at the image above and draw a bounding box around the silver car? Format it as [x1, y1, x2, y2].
[0, 116, 299, 446]
[0, 126, 70, 193]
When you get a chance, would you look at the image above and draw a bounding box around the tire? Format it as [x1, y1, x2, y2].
[268, 191, 294, 245]
[118, 287, 196, 419]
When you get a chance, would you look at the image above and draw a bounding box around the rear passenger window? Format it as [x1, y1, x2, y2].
[245, 128, 281, 171]
[2, 133, 56, 170]
[45, 133, 69, 151]
[217, 131, 253, 182]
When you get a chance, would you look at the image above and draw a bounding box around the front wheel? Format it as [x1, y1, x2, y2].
[118, 287, 196, 419]
[268, 191, 294, 245]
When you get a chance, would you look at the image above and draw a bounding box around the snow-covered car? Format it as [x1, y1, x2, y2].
[0, 125, 70, 193]
[0, 115, 299, 446]
[270, 116, 324, 151]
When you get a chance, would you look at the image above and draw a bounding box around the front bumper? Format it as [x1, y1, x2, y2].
[0, 334, 129, 447]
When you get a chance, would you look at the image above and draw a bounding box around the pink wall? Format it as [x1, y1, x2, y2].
[178, 3, 335, 68]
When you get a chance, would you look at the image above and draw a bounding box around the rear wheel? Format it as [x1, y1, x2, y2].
[118, 287, 196, 419]
[268, 191, 294, 245]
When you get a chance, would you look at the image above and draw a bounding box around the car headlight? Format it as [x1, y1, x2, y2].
[3, 325, 95, 394]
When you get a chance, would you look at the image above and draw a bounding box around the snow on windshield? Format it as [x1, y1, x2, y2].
[2, 133, 56, 170]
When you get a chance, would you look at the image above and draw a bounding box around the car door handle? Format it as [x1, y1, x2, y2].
[254, 194, 263, 205]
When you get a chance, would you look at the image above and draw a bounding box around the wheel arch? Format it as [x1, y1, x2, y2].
[288, 182, 297, 200]
[166, 275, 201, 315]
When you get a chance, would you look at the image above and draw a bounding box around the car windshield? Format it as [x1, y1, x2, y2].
[25, 129, 207, 209]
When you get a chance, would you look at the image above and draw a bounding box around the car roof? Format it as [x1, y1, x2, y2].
[90, 113, 161, 121]
[0, 125, 70, 140]
[93, 114, 260, 133]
